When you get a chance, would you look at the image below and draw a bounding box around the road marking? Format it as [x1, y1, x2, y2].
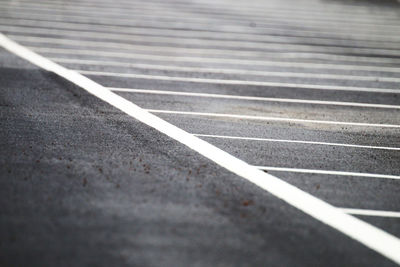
[3, 25, 400, 57]
[256, 166, 400, 180]
[10, 34, 400, 65]
[2, 18, 400, 52]
[78, 70, 400, 94]
[28, 46, 400, 76]
[2, 33, 400, 264]
[2, 8, 399, 42]
[50, 58, 400, 84]
[146, 109, 400, 128]
[110, 88, 400, 109]
[194, 134, 400, 151]
[3, 3, 400, 35]
[6, 0, 400, 27]
[341, 208, 400, 218]
[7, 0, 398, 21]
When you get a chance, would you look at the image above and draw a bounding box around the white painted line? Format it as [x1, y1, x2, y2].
[147, 109, 400, 128]
[28, 46, 400, 76]
[2, 17, 400, 52]
[51, 58, 400, 84]
[194, 134, 400, 151]
[2, 33, 400, 264]
[11, 0, 397, 20]
[110, 88, 400, 109]
[17, 35, 398, 66]
[192, 0, 398, 16]
[256, 166, 400, 180]
[6, 0, 400, 27]
[79, 70, 400, 95]
[3, 8, 399, 42]
[4, 25, 400, 57]
[341, 208, 400, 218]
[3, 3, 400, 35]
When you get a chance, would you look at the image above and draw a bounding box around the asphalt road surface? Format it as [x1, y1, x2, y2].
[1, 0, 400, 266]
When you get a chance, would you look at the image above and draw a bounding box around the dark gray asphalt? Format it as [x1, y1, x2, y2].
[1, 0, 400, 266]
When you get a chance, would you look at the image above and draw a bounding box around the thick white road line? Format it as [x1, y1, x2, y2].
[256, 166, 400, 180]
[79, 70, 400, 94]
[4, 25, 400, 57]
[110, 88, 400, 110]
[340, 208, 400, 218]
[2, 33, 400, 265]
[194, 134, 400, 151]
[28, 47, 400, 76]
[147, 109, 400, 128]
[11, 34, 400, 65]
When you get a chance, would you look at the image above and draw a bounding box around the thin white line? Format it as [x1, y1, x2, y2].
[3, 25, 400, 57]
[201, 0, 400, 16]
[10, 34, 400, 65]
[51, 58, 400, 84]
[191, 0, 398, 15]
[24, 0, 398, 18]
[109, 88, 400, 110]
[3, 3, 400, 34]
[341, 208, 400, 218]
[2, 30, 400, 266]
[6, 0, 400, 26]
[101, 0, 400, 16]
[5, 18, 400, 51]
[2, 18, 400, 51]
[80, 70, 400, 94]
[146, 109, 400, 128]
[194, 134, 400, 151]
[2, 32, 400, 264]
[3, 8, 399, 42]
[256, 166, 400, 180]
[27, 46, 400, 76]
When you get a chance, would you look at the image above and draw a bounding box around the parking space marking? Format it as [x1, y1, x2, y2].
[6, 0, 400, 26]
[16, 34, 398, 65]
[8, 0, 399, 21]
[3, 3, 400, 36]
[146, 109, 400, 128]
[2, 8, 399, 42]
[47, 58, 400, 83]
[109, 88, 400, 109]
[2, 33, 400, 264]
[256, 166, 400, 180]
[28, 47, 400, 76]
[4, 27, 400, 58]
[341, 208, 400, 218]
[77, 70, 400, 94]
[194, 134, 400, 151]
[2, 18, 400, 52]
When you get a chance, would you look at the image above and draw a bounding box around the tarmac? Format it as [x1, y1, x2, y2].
[1, 0, 400, 266]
